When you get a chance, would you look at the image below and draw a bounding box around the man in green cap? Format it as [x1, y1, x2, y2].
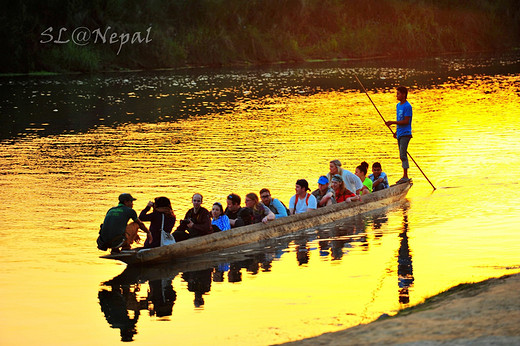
[97, 193, 152, 253]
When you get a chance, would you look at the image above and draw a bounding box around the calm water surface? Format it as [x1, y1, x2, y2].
[1, 53, 519, 345]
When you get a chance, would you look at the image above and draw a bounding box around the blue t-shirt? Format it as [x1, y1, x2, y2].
[369, 172, 389, 189]
[396, 101, 412, 139]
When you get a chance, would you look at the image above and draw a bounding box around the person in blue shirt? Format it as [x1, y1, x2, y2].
[386, 86, 412, 184]
[259, 188, 288, 218]
[369, 162, 390, 191]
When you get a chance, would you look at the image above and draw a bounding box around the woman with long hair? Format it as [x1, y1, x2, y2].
[139, 196, 176, 248]
[244, 192, 275, 224]
[330, 175, 360, 203]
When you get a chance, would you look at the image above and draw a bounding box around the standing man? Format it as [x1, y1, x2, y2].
[97, 193, 151, 254]
[172, 193, 212, 242]
[386, 86, 412, 184]
[289, 179, 317, 214]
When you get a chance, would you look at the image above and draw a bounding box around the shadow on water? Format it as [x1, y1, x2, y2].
[98, 202, 414, 341]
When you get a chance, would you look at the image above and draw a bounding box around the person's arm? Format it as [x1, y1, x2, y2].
[386, 116, 411, 126]
[261, 205, 275, 223]
[289, 196, 295, 215]
[136, 218, 152, 244]
[319, 191, 333, 207]
[271, 198, 288, 218]
[307, 195, 317, 211]
[139, 202, 153, 221]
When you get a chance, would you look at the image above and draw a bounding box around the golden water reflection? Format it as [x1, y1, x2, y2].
[0, 70, 519, 344]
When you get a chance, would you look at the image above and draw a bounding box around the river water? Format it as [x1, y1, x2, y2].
[1, 53, 519, 345]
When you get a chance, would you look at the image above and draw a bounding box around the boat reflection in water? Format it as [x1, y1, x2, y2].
[98, 204, 413, 340]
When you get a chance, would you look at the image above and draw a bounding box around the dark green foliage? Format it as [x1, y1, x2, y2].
[1, 0, 519, 73]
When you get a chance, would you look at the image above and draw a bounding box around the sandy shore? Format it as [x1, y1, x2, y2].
[280, 273, 520, 345]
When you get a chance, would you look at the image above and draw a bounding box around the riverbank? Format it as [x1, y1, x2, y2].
[281, 272, 520, 345]
[3, 0, 519, 73]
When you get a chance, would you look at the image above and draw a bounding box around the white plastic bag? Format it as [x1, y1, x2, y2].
[159, 214, 176, 246]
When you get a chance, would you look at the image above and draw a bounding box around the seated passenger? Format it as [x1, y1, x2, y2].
[172, 193, 212, 242]
[369, 162, 389, 192]
[245, 192, 276, 224]
[312, 175, 336, 208]
[225, 193, 253, 228]
[259, 188, 288, 219]
[289, 179, 318, 214]
[330, 175, 360, 203]
[139, 196, 176, 248]
[355, 161, 372, 195]
[211, 202, 231, 232]
[327, 159, 364, 195]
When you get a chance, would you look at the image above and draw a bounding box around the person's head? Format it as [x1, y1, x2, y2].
[355, 163, 368, 180]
[317, 175, 329, 192]
[192, 193, 203, 209]
[119, 193, 136, 207]
[226, 193, 241, 212]
[245, 193, 259, 209]
[154, 196, 171, 209]
[372, 162, 382, 177]
[212, 202, 224, 219]
[329, 160, 341, 175]
[396, 86, 408, 102]
[330, 174, 344, 192]
[295, 179, 310, 196]
[259, 188, 271, 206]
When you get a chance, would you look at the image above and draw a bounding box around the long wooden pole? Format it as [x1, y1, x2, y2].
[353, 74, 436, 190]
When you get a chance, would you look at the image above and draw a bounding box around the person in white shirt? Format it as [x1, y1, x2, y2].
[326, 159, 364, 195]
[289, 179, 317, 214]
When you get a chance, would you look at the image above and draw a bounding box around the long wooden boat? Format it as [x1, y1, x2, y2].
[101, 181, 412, 265]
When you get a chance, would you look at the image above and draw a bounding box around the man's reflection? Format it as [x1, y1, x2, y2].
[397, 209, 414, 304]
[98, 285, 140, 342]
[148, 279, 177, 317]
[182, 269, 212, 307]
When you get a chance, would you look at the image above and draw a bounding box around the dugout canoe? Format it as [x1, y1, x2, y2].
[101, 181, 412, 265]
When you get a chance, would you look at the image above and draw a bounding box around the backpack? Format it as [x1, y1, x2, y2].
[293, 193, 310, 213]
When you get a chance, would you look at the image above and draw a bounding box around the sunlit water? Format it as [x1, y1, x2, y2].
[1, 53, 519, 345]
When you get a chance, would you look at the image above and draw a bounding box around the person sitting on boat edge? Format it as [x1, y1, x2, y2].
[225, 193, 253, 228]
[312, 175, 336, 208]
[330, 175, 360, 203]
[97, 193, 152, 254]
[259, 188, 289, 219]
[355, 161, 372, 195]
[211, 202, 231, 232]
[327, 159, 364, 195]
[289, 179, 318, 214]
[245, 192, 276, 224]
[139, 196, 176, 248]
[369, 162, 389, 192]
[172, 193, 212, 242]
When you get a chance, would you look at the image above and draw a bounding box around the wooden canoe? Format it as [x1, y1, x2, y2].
[101, 181, 412, 265]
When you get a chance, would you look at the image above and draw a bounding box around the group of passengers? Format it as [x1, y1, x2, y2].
[97, 160, 390, 254]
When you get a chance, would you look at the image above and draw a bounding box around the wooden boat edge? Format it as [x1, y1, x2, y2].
[101, 182, 412, 265]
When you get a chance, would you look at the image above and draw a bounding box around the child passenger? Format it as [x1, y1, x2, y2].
[369, 162, 389, 192]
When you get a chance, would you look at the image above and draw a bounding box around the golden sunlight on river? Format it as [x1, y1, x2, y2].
[0, 72, 519, 345]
